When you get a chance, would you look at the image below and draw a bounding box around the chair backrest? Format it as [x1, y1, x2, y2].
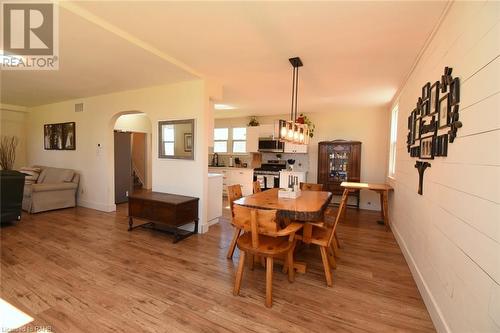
[252, 181, 262, 194]
[325, 190, 348, 246]
[227, 184, 243, 218]
[232, 205, 279, 248]
[300, 182, 323, 191]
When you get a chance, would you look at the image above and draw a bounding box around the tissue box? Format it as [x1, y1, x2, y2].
[278, 189, 302, 199]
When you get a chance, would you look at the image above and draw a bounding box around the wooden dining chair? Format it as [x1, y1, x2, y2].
[299, 182, 323, 191]
[295, 190, 348, 287]
[232, 205, 302, 307]
[252, 181, 262, 194]
[226, 184, 243, 260]
[299, 182, 342, 251]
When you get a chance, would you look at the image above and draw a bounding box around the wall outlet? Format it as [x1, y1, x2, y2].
[367, 201, 371, 205]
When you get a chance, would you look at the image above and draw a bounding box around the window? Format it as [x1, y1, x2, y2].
[162, 124, 175, 156]
[388, 104, 399, 177]
[214, 128, 228, 153]
[232, 127, 246, 153]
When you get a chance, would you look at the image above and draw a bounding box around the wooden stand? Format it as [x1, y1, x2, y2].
[128, 191, 199, 243]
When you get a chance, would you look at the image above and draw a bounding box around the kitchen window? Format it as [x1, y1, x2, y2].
[388, 104, 399, 177]
[213, 128, 229, 153]
[232, 127, 247, 153]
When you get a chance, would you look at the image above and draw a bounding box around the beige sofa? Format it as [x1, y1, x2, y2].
[22, 166, 80, 213]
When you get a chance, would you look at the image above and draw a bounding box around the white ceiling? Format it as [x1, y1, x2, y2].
[1, 1, 447, 117]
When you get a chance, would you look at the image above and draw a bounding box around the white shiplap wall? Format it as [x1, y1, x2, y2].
[388, 1, 500, 332]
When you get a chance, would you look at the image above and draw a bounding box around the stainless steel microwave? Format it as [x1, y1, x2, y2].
[258, 138, 284, 153]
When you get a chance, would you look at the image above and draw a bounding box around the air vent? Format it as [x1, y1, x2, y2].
[74, 103, 83, 112]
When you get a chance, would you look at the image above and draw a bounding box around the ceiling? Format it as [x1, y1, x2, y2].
[1, 1, 448, 117]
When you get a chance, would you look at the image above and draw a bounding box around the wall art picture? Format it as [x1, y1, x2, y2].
[44, 122, 76, 150]
[407, 67, 462, 194]
[184, 133, 193, 152]
[438, 93, 450, 128]
[429, 81, 440, 114]
[422, 82, 431, 100]
[419, 136, 434, 160]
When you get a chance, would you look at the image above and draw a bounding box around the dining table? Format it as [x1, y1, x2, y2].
[233, 188, 333, 273]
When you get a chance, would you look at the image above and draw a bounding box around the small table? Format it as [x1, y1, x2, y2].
[340, 182, 393, 230]
[128, 191, 199, 243]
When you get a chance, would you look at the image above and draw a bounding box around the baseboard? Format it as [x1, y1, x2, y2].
[391, 223, 451, 333]
[77, 200, 116, 212]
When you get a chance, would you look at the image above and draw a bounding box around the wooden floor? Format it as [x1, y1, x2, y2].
[1, 203, 435, 333]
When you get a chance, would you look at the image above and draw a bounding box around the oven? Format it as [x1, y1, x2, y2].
[253, 161, 286, 190]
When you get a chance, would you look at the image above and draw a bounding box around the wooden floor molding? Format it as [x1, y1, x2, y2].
[1, 204, 435, 332]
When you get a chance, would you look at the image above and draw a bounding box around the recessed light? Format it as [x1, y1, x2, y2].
[214, 104, 237, 110]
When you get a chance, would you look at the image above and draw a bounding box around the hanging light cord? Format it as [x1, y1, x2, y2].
[290, 65, 296, 121]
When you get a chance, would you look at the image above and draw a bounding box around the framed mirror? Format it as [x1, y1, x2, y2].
[158, 119, 194, 160]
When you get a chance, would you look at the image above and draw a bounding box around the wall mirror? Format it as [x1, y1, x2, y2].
[158, 119, 194, 160]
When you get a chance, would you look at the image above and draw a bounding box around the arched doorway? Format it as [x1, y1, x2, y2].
[110, 111, 152, 204]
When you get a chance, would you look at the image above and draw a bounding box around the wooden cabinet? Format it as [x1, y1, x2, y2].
[317, 140, 361, 208]
[284, 142, 308, 154]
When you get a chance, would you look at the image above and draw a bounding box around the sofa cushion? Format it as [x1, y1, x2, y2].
[38, 167, 75, 184]
[19, 167, 41, 184]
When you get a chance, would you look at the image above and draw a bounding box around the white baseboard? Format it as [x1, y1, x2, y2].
[391, 223, 451, 333]
[77, 200, 116, 212]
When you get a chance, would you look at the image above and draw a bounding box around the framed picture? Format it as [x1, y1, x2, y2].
[419, 136, 434, 160]
[44, 122, 76, 150]
[184, 133, 193, 152]
[438, 93, 450, 128]
[409, 110, 416, 144]
[429, 81, 440, 114]
[450, 77, 460, 105]
[421, 99, 430, 115]
[414, 117, 421, 141]
[422, 82, 431, 100]
[434, 134, 448, 157]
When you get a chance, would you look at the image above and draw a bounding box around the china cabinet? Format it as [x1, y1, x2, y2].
[317, 140, 361, 208]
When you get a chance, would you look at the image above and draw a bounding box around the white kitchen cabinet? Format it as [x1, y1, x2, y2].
[208, 167, 253, 196]
[284, 142, 308, 154]
[279, 171, 307, 189]
[259, 124, 275, 138]
[246, 126, 259, 152]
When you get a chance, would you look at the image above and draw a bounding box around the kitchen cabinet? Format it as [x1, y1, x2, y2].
[246, 126, 259, 153]
[284, 142, 308, 154]
[208, 167, 253, 196]
[279, 171, 307, 189]
[317, 140, 361, 208]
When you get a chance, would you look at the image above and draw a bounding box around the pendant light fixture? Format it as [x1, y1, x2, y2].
[279, 57, 309, 145]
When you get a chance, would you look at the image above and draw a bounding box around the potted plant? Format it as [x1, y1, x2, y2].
[247, 116, 260, 127]
[297, 113, 315, 138]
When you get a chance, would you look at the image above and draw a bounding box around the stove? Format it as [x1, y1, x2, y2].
[253, 160, 287, 189]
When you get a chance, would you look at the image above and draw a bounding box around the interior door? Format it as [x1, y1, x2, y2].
[114, 131, 132, 204]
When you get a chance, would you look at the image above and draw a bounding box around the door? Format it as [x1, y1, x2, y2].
[114, 131, 132, 204]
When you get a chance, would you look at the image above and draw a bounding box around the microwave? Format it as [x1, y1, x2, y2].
[258, 138, 284, 153]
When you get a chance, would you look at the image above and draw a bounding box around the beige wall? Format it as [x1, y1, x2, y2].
[26, 80, 211, 231]
[0, 109, 28, 169]
[387, 2, 500, 332]
[215, 107, 390, 210]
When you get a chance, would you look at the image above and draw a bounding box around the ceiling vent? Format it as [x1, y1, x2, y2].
[74, 103, 83, 112]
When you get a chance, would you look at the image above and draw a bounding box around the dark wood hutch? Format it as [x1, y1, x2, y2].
[317, 140, 362, 208]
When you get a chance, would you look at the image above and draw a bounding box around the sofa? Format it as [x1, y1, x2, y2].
[22, 166, 80, 213]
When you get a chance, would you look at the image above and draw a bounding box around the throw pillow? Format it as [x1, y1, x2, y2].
[19, 167, 41, 185]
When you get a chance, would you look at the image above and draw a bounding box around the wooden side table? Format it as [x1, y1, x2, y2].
[340, 182, 393, 230]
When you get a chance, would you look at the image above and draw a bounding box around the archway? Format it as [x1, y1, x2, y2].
[108, 111, 152, 208]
